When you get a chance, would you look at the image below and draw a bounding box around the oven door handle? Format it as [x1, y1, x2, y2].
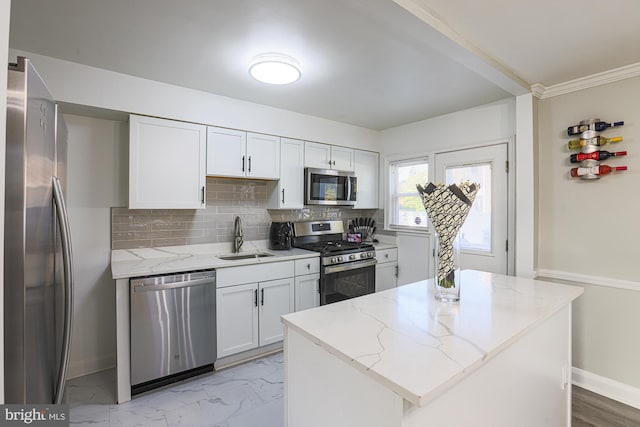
[324, 258, 377, 274]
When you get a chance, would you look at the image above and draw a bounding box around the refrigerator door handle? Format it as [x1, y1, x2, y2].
[52, 176, 74, 404]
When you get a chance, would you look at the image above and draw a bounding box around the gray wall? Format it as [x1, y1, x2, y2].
[537, 76, 640, 389]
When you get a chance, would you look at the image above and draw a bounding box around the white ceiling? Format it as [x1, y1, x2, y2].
[9, 0, 640, 130]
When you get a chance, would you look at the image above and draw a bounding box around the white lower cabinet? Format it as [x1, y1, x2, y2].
[216, 262, 295, 358]
[294, 258, 320, 311]
[259, 278, 295, 346]
[294, 274, 320, 311]
[216, 283, 259, 357]
[375, 248, 398, 292]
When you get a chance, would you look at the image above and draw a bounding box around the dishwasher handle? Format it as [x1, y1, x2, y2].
[133, 276, 215, 292]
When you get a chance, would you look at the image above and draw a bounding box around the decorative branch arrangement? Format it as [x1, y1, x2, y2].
[417, 182, 479, 300]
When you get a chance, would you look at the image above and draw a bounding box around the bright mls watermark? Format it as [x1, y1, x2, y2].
[0, 405, 68, 426]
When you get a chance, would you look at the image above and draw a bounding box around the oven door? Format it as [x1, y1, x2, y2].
[321, 259, 376, 305]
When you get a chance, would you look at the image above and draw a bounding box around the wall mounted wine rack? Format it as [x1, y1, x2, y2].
[566, 118, 628, 180]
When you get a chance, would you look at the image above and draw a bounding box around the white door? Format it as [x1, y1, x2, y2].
[294, 274, 320, 311]
[434, 143, 509, 275]
[258, 278, 295, 346]
[206, 126, 246, 177]
[216, 283, 259, 358]
[246, 132, 280, 179]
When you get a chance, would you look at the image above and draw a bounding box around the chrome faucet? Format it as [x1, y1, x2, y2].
[233, 216, 243, 253]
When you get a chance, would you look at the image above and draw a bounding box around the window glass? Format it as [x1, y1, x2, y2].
[445, 163, 492, 252]
[389, 159, 429, 229]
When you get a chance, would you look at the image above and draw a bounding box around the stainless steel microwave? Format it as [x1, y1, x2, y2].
[305, 168, 357, 206]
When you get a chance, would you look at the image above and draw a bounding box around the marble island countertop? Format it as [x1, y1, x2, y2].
[282, 270, 583, 407]
[110, 240, 318, 279]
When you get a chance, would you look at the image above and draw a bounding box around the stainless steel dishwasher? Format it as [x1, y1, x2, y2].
[130, 270, 216, 394]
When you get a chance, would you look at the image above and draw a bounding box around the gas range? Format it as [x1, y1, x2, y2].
[291, 220, 377, 305]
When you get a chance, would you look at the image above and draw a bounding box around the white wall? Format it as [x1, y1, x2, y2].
[65, 114, 128, 377]
[380, 98, 515, 155]
[0, 0, 11, 404]
[9, 49, 381, 152]
[537, 76, 640, 391]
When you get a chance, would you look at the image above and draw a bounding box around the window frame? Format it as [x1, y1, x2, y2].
[386, 154, 431, 234]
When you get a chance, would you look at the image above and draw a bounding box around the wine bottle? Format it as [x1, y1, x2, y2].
[567, 121, 624, 136]
[567, 135, 623, 149]
[570, 165, 627, 177]
[569, 150, 627, 163]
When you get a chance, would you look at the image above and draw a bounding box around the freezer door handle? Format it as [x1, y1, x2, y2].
[52, 176, 74, 405]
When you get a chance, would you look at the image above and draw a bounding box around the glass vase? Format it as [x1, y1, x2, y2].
[433, 231, 461, 302]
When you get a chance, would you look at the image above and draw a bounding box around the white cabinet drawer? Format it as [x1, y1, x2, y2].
[217, 261, 294, 288]
[295, 258, 320, 275]
[376, 248, 397, 263]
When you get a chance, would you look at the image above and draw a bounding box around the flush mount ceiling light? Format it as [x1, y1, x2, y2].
[249, 53, 301, 85]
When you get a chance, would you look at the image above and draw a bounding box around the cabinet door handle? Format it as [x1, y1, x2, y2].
[306, 263, 310, 270]
[282, 188, 285, 204]
[242, 155, 246, 172]
[261, 288, 264, 306]
[395, 266, 399, 278]
[201, 186, 205, 204]
[248, 156, 252, 173]
[385, 254, 389, 259]
[254, 289, 258, 307]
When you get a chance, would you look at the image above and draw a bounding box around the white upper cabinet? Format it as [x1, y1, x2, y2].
[304, 141, 354, 171]
[129, 114, 206, 209]
[206, 127, 246, 177]
[353, 149, 380, 209]
[267, 138, 304, 209]
[246, 132, 280, 179]
[331, 145, 355, 171]
[206, 127, 280, 180]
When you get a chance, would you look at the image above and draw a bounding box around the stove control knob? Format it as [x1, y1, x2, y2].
[360, 253, 366, 259]
[349, 254, 356, 260]
[331, 257, 337, 264]
[368, 251, 374, 258]
[339, 256, 344, 262]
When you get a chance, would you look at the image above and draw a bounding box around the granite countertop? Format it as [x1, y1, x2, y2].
[111, 240, 318, 279]
[281, 270, 583, 407]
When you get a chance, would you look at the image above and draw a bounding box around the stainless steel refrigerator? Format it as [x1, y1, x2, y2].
[4, 56, 74, 404]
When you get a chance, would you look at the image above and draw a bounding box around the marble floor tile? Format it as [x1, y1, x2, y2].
[67, 352, 284, 427]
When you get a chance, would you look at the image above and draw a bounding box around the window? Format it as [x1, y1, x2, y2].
[389, 157, 429, 230]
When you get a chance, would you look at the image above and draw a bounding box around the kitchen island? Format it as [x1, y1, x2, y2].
[282, 270, 583, 427]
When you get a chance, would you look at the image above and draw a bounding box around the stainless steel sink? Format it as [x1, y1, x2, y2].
[217, 253, 274, 261]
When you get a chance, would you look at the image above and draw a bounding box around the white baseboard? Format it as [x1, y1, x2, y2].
[572, 367, 640, 410]
[68, 353, 116, 379]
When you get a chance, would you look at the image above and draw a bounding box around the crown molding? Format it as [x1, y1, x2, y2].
[531, 61, 640, 99]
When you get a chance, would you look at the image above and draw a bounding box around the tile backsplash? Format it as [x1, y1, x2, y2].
[112, 177, 382, 250]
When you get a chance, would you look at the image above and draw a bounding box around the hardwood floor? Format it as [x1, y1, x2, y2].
[572, 386, 640, 426]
